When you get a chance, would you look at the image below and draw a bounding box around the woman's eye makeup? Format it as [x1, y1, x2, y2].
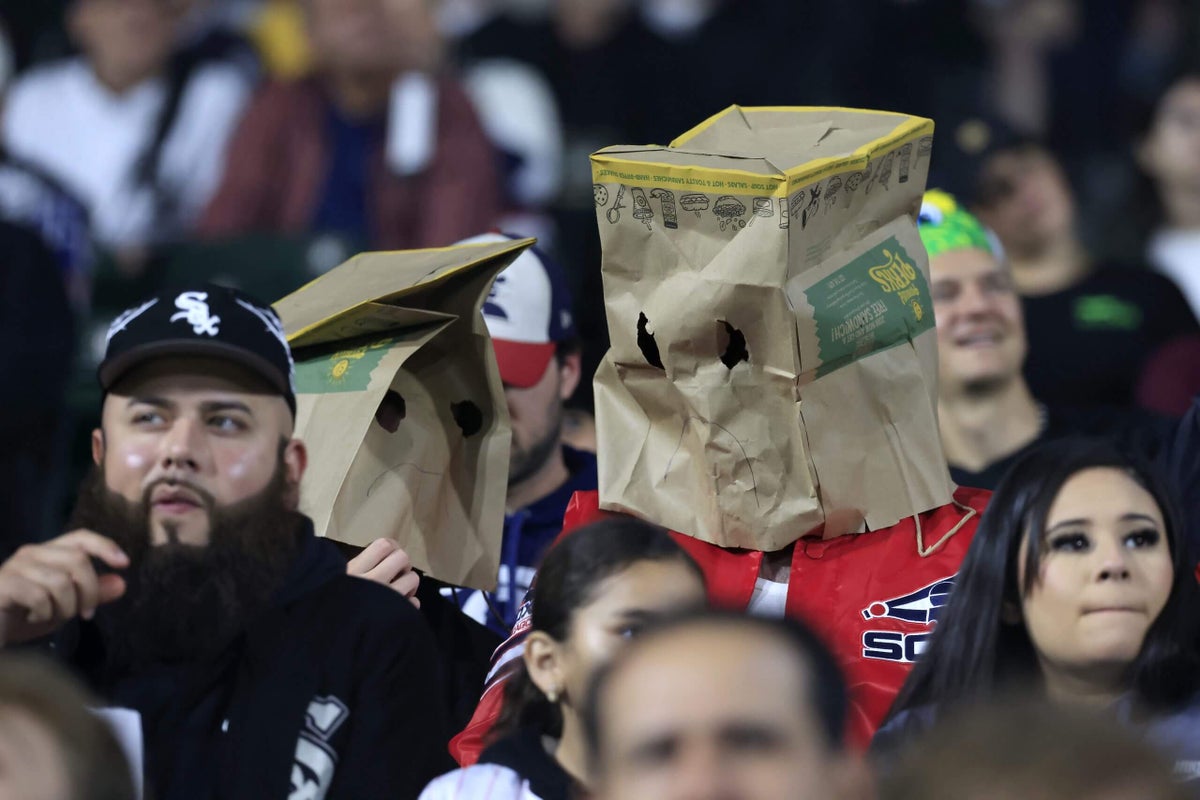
[1048, 532, 1090, 552]
[1046, 528, 1163, 552]
[1124, 529, 1161, 548]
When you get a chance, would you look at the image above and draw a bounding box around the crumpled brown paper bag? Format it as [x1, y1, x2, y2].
[274, 238, 534, 590]
[590, 106, 952, 551]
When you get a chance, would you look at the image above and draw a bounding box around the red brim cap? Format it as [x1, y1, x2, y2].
[492, 339, 555, 388]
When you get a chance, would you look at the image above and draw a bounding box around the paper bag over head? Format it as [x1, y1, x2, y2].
[590, 106, 953, 551]
[274, 238, 532, 590]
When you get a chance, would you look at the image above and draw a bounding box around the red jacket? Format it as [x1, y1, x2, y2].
[198, 75, 500, 251]
[450, 486, 991, 764]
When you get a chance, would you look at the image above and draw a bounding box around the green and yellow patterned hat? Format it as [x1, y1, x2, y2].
[917, 189, 999, 260]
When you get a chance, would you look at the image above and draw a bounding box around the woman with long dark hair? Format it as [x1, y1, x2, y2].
[419, 516, 707, 800]
[876, 438, 1200, 769]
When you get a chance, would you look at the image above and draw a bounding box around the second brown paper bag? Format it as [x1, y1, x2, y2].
[274, 238, 533, 590]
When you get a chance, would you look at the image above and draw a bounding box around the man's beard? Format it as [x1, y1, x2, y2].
[67, 457, 305, 669]
[508, 403, 563, 488]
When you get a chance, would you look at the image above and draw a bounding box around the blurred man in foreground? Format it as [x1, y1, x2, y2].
[584, 611, 872, 800]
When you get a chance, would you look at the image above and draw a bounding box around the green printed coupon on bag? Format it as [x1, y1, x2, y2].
[273, 238, 533, 590]
[590, 106, 953, 551]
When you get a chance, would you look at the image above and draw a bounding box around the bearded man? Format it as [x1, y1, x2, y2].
[0, 284, 450, 800]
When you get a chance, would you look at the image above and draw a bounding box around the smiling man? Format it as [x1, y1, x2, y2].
[922, 191, 1169, 489]
[0, 284, 450, 800]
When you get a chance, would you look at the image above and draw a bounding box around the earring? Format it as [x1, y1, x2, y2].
[546, 687, 560, 703]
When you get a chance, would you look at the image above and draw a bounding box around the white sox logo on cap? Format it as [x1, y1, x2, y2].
[170, 291, 221, 336]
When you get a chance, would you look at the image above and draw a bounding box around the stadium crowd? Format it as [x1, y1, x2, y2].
[1, 1, 1200, 798]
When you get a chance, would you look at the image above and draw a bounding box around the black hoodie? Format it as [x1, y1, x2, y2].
[59, 519, 453, 800]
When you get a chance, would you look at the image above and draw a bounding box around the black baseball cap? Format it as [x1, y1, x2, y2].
[98, 283, 296, 414]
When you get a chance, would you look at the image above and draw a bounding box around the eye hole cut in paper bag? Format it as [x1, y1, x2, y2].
[590, 106, 953, 551]
[273, 238, 533, 590]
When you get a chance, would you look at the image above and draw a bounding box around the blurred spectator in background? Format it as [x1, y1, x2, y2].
[583, 611, 872, 800]
[0, 0, 252, 270]
[459, 57, 562, 250]
[970, 137, 1197, 411]
[173, 0, 262, 79]
[880, 698, 1194, 800]
[198, 0, 499, 252]
[453, 0, 813, 410]
[921, 191, 1169, 489]
[451, 233, 596, 635]
[0, 17, 92, 311]
[876, 439, 1200, 775]
[0, 158, 92, 312]
[1138, 71, 1200, 318]
[0, 654, 136, 800]
[0, 221, 75, 558]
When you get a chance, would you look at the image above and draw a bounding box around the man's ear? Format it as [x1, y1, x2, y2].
[557, 351, 582, 401]
[524, 630, 566, 700]
[283, 438, 307, 486]
[91, 428, 105, 467]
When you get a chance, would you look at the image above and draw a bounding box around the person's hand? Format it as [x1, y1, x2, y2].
[0, 531, 129, 646]
[346, 539, 421, 609]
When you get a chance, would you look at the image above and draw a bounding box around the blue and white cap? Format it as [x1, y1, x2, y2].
[463, 232, 576, 389]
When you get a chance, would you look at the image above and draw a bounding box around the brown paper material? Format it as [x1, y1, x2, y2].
[274, 239, 534, 589]
[590, 106, 952, 551]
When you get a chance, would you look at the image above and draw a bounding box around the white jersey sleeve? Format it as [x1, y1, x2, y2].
[419, 763, 543, 800]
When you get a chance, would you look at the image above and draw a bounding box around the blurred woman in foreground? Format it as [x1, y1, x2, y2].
[419, 517, 707, 800]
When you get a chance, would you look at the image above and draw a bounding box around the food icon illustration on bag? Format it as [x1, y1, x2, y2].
[825, 175, 843, 210]
[650, 188, 679, 229]
[801, 184, 822, 228]
[606, 184, 627, 224]
[631, 187, 654, 230]
[897, 143, 913, 183]
[748, 197, 773, 226]
[680, 192, 710, 218]
[713, 196, 747, 231]
[870, 151, 896, 193]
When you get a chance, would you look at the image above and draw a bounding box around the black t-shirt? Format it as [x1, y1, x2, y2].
[950, 405, 1173, 491]
[1021, 265, 1198, 410]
